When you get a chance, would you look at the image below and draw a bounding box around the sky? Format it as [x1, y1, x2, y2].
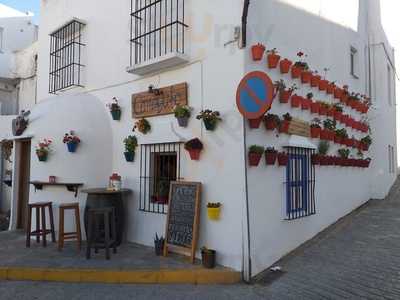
[0, 0, 40, 24]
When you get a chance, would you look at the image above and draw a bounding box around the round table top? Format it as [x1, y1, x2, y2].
[81, 188, 132, 195]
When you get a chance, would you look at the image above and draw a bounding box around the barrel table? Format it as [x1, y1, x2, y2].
[81, 188, 132, 246]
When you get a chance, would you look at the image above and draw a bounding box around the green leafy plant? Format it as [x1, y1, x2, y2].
[311, 118, 321, 129]
[360, 135, 372, 146]
[338, 148, 350, 159]
[334, 103, 343, 112]
[265, 147, 277, 153]
[124, 135, 138, 153]
[323, 119, 336, 130]
[335, 128, 348, 138]
[318, 141, 330, 155]
[249, 145, 264, 154]
[207, 202, 222, 208]
[196, 110, 221, 123]
[282, 113, 292, 121]
[174, 104, 191, 118]
[306, 92, 313, 99]
[134, 118, 151, 134]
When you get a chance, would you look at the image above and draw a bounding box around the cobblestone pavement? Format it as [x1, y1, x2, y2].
[1, 178, 400, 299]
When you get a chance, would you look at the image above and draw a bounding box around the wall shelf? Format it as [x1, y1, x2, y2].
[30, 181, 84, 197]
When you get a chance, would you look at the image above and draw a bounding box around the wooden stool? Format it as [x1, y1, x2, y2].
[26, 202, 56, 247]
[58, 203, 82, 251]
[86, 207, 117, 260]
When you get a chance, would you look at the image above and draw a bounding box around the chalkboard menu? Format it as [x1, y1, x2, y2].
[164, 181, 201, 263]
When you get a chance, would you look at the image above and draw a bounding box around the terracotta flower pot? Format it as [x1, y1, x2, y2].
[334, 88, 343, 99]
[319, 80, 329, 91]
[345, 117, 354, 128]
[301, 71, 312, 84]
[327, 107, 335, 117]
[344, 138, 354, 147]
[279, 120, 290, 134]
[291, 65, 302, 79]
[320, 155, 329, 166]
[328, 130, 335, 141]
[334, 111, 342, 121]
[267, 53, 280, 68]
[279, 90, 292, 103]
[361, 143, 369, 151]
[279, 59, 292, 74]
[326, 83, 335, 94]
[310, 102, 320, 114]
[340, 94, 349, 104]
[264, 118, 278, 130]
[248, 152, 262, 167]
[301, 98, 311, 110]
[265, 151, 277, 165]
[319, 106, 328, 116]
[334, 135, 343, 144]
[248, 117, 263, 129]
[291, 95, 302, 108]
[311, 154, 320, 165]
[310, 127, 321, 139]
[251, 44, 265, 61]
[320, 129, 330, 140]
[187, 149, 202, 160]
[277, 153, 289, 166]
[311, 75, 321, 87]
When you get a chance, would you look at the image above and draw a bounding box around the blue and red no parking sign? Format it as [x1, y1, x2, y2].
[236, 71, 275, 119]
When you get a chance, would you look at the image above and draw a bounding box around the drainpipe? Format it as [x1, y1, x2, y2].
[241, 0, 250, 48]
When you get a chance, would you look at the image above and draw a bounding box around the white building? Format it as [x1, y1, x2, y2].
[2, 0, 397, 280]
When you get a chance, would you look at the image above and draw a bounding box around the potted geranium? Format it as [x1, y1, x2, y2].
[302, 93, 313, 110]
[277, 152, 289, 166]
[333, 104, 343, 121]
[310, 118, 321, 139]
[63, 131, 81, 153]
[266, 48, 280, 68]
[338, 148, 350, 167]
[196, 110, 222, 131]
[134, 118, 151, 134]
[321, 119, 336, 141]
[36, 138, 52, 162]
[334, 128, 347, 145]
[291, 52, 309, 79]
[107, 97, 121, 121]
[279, 113, 292, 134]
[201, 247, 216, 269]
[275, 80, 297, 103]
[207, 202, 222, 220]
[360, 135, 372, 151]
[280, 58, 292, 74]
[248, 145, 264, 167]
[264, 113, 280, 131]
[251, 43, 266, 61]
[174, 104, 191, 127]
[184, 138, 203, 160]
[123, 135, 138, 162]
[310, 100, 320, 114]
[265, 147, 278, 165]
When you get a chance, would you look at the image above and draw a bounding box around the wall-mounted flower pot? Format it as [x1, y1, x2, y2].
[333, 156, 342, 166]
[345, 117, 354, 128]
[334, 111, 342, 121]
[334, 88, 343, 99]
[248, 117, 263, 129]
[207, 207, 221, 220]
[177, 116, 189, 127]
[326, 84, 335, 94]
[344, 138, 354, 147]
[251, 44, 266, 61]
[301, 71, 312, 84]
[319, 80, 329, 91]
[361, 143, 369, 151]
[319, 106, 328, 116]
[124, 151, 135, 162]
[279, 59, 292, 74]
[311, 75, 321, 87]
[327, 108, 335, 117]
[279, 90, 292, 103]
[310, 102, 320, 114]
[277, 153, 289, 166]
[291, 95, 302, 108]
[311, 154, 320, 165]
[291, 66, 302, 79]
[37, 152, 48, 162]
[67, 142, 78, 153]
[340, 94, 349, 105]
[360, 105, 369, 114]
[187, 149, 202, 160]
[279, 120, 290, 133]
[111, 110, 121, 121]
[265, 151, 277, 165]
[267, 53, 280, 68]
[320, 129, 331, 141]
[320, 155, 329, 166]
[201, 249, 216, 269]
[248, 152, 262, 166]
[310, 127, 321, 139]
[334, 136, 343, 144]
[264, 118, 278, 130]
[301, 98, 311, 110]
[203, 119, 217, 131]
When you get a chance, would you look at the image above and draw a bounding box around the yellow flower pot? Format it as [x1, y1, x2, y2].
[207, 207, 221, 220]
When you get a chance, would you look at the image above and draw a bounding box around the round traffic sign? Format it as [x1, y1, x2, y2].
[236, 71, 275, 119]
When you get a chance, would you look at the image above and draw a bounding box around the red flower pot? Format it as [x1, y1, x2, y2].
[251, 44, 265, 61]
[301, 98, 311, 110]
[353, 140, 361, 149]
[265, 152, 277, 165]
[340, 94, 349, 104]
[333, 156, 342, 166]
[248, 117, 263, 129]
[360, 104, 369, 114]
[311, 102, 320, 114]
[279, 90, 293, 103]
[320, 129, 330, 140]
[291, 95, 302, 108]
[345, 117, 354, 128]
[349, 100, 358, 110]
[351, 120, 358, 130]
[267, 53, 280, 68]
[328, 130, 335, 141]
[319, 106, 328, 116]
[311, 154, 320, 165]
[326, 84, 335, 94]
[279, 59, 292, 74]
[319, 80, 329, 91]
[291, 66, 302, 79]
[361, 143, 369, 151]
[364, 159, 371, 168]
[320, 155, 329, 166]
[310, 127, 321, 139]
[341, 114, 348, 124]
[355, 102, 363, 112]
[327, 107, 335, 117]
[279, 120, 290, 134]
[311, 75, 321, 87]
[301, 71, 312, 84]
[277, 153, 289, 166]
[334, 136, 343, 144]
[188, 149, 201, 160]
[334, 88, 343, 99]
[344, 138, 354, 147]
[248, 152, 262, 166]
[264, 118, 278, 130]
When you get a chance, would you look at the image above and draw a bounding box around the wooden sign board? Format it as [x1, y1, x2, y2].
[288, 118, 311, 138]
[164, 181, 201, 263]
[132, 82, 188, 118]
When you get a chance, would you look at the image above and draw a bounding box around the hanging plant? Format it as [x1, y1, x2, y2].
[266, 48, 280, 68]
[184, 138, 203, 160]
[36, 138, 52, 162]
[275, 80, 297, 103]
[134, 118, 151, 134]
[280, 58, 293, 74]
[107, 97, 121, 121]
[279, 113, 292, 134]
[322, 119, 336, 141]
[318, 141, 330, 166]
[310, 118, 321, 139]
[207, 202, 222, 220]
[326, 81, 336, 94]
[63, 131, 81, 153]
[2, 140, 13, 163]
[277, 152, 289, 166]
[174, 104, 191, 127]
[292, 52, 309, 79]
[265, 147, 278, 165]
[248, 145, 264, 167]
[123, 135, 138, 162]
[302, 93, 313, 110]
[334, 128, 348, 145]
[333, 104, 343, 121]
[196, 110, 222, 131]
[360, 135, 372, 151]
[251, 43, 266, 61]
[264, 113, 280, 131]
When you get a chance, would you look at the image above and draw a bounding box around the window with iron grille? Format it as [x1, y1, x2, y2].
[284, 147, 316, 220]
[49, 20, 85, 94]
[139, 142, 182, 214]
[130, 0, 188, 66]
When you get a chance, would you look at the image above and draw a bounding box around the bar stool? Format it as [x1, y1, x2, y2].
[86, 207, 117, 260]
[58, 203, 82, 251]
[26, 202, 56, 247]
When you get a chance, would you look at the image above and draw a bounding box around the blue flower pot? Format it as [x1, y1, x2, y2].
[67, 142, 78, 153]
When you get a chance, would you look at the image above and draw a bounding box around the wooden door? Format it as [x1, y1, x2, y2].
[16, 139, 31, 230]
